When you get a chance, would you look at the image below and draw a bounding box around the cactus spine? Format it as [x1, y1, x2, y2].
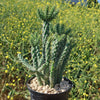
[18, 6, 72, 88]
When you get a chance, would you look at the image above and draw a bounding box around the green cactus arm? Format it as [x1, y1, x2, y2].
[45, 6, 49, 21]
[49, 34, 67, 84]
[36, 72, 43, 85]
[30, 32, 40, 47]
[38, 56, 44, 68]
[51, 35, 58, 62]
[51, 23, 68, 35]
[36, 71, 48, 85]
[56, 45, 69, 83]
[38, 62, 48, 72]
[56, 36, 71, 83]
[38, 6, 59, 22]
[42, 22, 49, 38]
[49, 6, 56, 17]
[38, 6, 59, 65]
[48, 7, 59, 22]
[57, 24, 65, 35]
[42, 36, 52, 81]
[18, 54, 36, 72]
[36, 45, 41, 67]
[42, 22, 50, 64]
[61, 42, 72, 72]
[57, 44, 71, 83]
[31, 46, 38, 69]
[51, 34, 66, 65]
[30, 32, 43, 69]
[50, 61, 55, 88]
[52, 9, 59, 17]
[30, 33, 41, 69]
[56, 34, 67, 59]
[51, 34, 62, 66]
[55, 35, 69, 69]
[42, 40, 46, 64]
[38, 8, 47, 22]
[45, 36, 52, 63]
[56, 44, 69, 70]
[38, 9, 46, 21]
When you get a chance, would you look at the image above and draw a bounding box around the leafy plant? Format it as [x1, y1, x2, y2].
[87, 0, 98, 8]
[18, 6, 72, 88]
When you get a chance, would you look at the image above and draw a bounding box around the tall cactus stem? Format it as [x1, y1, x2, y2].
[31, 46, 38, 69]
[50, 62, 55, 88]
[42, 22, 49, 64]
[36, 72, 43, 85]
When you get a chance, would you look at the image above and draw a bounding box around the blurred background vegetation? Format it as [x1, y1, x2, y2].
[0, 0, 100, 100]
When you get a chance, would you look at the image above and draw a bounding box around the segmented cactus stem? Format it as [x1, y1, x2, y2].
[31, 46, 38, 69]
[50, 62, 55, 88]
[18, 54, 36, 72]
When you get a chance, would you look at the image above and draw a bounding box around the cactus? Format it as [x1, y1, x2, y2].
[18, 6, 72, 88]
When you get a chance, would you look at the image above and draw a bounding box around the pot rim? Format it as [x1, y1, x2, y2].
[26, 76, 73, 95]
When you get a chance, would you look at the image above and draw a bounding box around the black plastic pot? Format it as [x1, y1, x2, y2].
[27, 77, 73, 100]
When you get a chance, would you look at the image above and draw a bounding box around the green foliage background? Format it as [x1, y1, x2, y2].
[0, 0, 100, 100]
[87, 0, 98, 7]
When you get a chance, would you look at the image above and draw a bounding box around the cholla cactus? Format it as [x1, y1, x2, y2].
[18, 6, 72, 88]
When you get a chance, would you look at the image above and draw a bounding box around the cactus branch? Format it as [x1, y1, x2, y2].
[38, 63, 48, 72]
[50, 62, 55, 88]
[38, 6, 59, 22]
[31, 46, 38, 69]
[18, 54, 36, 72]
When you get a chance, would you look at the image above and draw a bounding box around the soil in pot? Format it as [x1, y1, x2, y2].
[28, 77, 72, 94]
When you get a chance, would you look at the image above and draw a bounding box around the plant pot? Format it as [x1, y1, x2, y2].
[26, 77, 73, 100]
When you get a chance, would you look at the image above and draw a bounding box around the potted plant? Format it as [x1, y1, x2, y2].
[18, 6, 73, 100]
